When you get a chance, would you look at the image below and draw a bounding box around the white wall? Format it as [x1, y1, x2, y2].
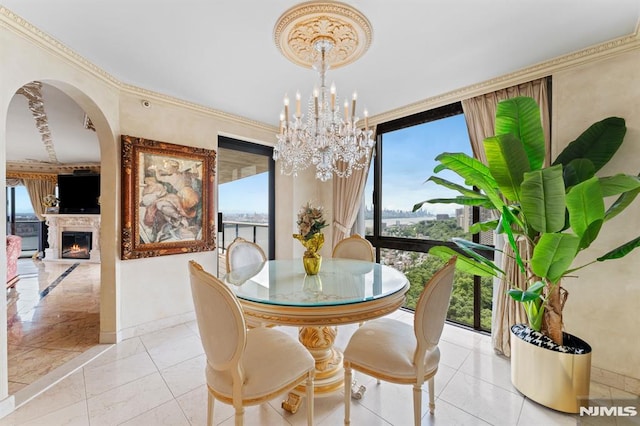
[553, 48, 640, 385]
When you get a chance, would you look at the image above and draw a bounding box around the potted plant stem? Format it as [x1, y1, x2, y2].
[413, 96, 640, 412]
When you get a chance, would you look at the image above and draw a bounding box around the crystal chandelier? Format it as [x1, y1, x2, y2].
[272, 1, 375, 181]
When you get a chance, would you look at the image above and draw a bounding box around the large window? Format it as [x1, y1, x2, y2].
[217, 137, 275, 276]
[6, 185, 42, 254]
[365, 102, 493, 331]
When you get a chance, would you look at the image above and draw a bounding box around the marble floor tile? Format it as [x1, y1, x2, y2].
[7, 259, 101, 392]
[439, 371, 525, 425]
[159, 354, 207, 398]
[83, 351, 158, 398]
[119, 400, 190, 426]
[86, 372, 174, 426]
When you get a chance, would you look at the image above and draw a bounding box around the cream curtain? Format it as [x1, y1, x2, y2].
[332, 153, 373, 248]
[461, 77, 550, 356]
[462, 78, 550, 166]
[22, 178, 57, 221]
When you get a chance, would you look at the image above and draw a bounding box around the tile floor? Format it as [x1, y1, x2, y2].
[2, 258, 636, 425]
[7, 259, 100, 394]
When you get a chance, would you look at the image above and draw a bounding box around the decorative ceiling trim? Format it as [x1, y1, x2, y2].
[274, 1, 373, 69]
[369, 28, 640, 126]
[6, 160, 100, 174]
[6, 170, 58, 182]
[17, 81, 59, 164]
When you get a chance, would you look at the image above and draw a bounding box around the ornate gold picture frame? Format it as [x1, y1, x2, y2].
[121, 135, 216, 259]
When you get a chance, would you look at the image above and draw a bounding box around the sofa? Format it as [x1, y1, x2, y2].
[6, 235, 22, 288]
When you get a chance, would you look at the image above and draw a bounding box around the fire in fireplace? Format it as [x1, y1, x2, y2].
[61, 231, 92, 259]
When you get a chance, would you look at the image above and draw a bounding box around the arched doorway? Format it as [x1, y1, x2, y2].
[3, 79, 116, 399]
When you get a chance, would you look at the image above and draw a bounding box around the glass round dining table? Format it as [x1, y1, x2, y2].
[223, 258, 409, 412]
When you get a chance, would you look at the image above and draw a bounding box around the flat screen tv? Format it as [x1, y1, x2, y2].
[57, 173, 101, 214]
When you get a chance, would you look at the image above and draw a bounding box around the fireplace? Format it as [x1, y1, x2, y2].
[43, 214, 101, 263]
[61, 231, 92, 259]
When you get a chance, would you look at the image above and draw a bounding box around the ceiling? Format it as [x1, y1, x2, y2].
[4, 1, 640, 168]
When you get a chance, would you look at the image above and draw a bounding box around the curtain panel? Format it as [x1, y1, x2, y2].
[22, 178, 57, 221]
[461, 77, 550, 356]
[332, 148, 373, 248]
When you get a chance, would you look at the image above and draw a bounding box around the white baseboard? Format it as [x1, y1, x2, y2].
[0, 395, 15, 420]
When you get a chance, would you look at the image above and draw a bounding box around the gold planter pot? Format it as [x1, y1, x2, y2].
[510, 325, 592, 414]
[303, 254, 322, 275]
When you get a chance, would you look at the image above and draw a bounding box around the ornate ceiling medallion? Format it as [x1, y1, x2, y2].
[274, 1, 373, 69]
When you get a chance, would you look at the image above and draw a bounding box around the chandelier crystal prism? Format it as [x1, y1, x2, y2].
[272, 1, 375, 181]
[274, 40, 374, 181]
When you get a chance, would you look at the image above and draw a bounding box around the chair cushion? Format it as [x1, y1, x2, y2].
[207, 327, 314, 400]
[343, 317, 439, 381]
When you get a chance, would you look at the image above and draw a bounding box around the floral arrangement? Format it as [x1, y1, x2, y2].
[42, 194, 59, 207]
[295, 202, 327, 240]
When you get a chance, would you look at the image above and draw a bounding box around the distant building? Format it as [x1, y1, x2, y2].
[436, 214, 449, 220]
[455, 205, 495, 245]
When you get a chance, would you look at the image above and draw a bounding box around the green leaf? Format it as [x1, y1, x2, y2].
[422, 196, 494, 208]
[605, 186, 640, 222]
[530, 233, 580, 283]
[597, 236, 640, 261]
[494, 96, 546, 170]
[579, 220, 604, 250]
[424, 176, 481, 198]
[563, 158, 595, 189]
[432, 152, 505, 211]
[599, 174, 640, 197]
[428, 246, 497, 277]
[469, 219, 500, 234]
[520, 165, 566, 233]
[450, 237, 505, 275]
[507, 281, 544, 302]
[553, 117, 627, 172]
[566, 176, 604, 247]
[484, 134, 531, 202]
[501, 205, 525, 273]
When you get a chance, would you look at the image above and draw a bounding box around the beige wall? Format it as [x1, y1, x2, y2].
[552, 48, 640, 383]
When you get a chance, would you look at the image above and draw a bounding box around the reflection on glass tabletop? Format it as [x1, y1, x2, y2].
[223, 258, 408, 307]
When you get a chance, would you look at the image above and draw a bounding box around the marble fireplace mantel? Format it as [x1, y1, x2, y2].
[43, 214, 101, 263]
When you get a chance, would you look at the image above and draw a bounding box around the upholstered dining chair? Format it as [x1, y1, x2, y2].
[332, 234, 374, 261]
[343, 257, 457, 426]
[225, 237, 270, 328]
[188, 261, 315, 426]
[225, 236, 267, 273]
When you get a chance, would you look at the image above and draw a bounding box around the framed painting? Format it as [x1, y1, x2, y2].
[121, 135, 217, 259]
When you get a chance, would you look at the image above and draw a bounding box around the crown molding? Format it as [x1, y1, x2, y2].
[370, 26, 640, 126]
[0, 7, 278, 136]
[6, 161, 100, 175]
[118, 84, 276, 134]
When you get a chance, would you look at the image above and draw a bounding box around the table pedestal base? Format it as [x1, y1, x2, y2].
[281, 325, 344, 413]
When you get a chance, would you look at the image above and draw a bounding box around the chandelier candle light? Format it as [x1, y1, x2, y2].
[273, 1, 375, 181]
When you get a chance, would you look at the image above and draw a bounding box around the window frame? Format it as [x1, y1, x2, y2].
[365, 101, 493, 332]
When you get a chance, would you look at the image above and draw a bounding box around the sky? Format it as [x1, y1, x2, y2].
[365, 113, 471, 215]
[219, 172, 269, 215]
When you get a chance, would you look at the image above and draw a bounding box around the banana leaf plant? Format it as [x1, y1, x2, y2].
[414, 96, 640, 346]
